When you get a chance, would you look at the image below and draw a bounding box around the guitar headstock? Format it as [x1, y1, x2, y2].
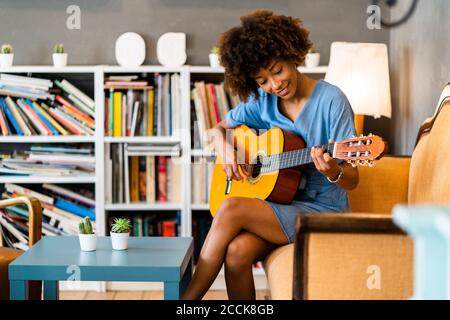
[334, 134, 387, 167]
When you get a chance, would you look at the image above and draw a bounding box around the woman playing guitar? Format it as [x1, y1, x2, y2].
[183, 10, 359, 300]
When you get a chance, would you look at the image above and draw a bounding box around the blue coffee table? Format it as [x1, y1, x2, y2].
[9, 236, 193, 300]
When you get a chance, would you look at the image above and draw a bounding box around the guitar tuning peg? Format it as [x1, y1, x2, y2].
[367, 160, 375, 167]
[368, 133, 373, 137]
[358, 159, 367, 166]
[348, 160, 357, 167]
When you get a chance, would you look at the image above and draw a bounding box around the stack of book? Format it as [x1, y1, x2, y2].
[0, 144, 95, 176]
[106, 143, 182, 204]
[0, 74, 95, 136]
[0, 183, 95, 249]
[104, 73, 181, 137]
[191, 81, 240, 149]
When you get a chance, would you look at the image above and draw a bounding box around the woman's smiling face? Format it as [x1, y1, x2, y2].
[254, 60, 298, 100]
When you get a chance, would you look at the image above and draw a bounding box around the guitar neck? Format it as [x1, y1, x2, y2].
[260, 143, 335, 173]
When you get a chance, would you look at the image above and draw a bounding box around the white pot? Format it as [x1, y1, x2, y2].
[111, 232, 130, 250]
[53, 53, 68, 67]
[79, 233, 97, 251]
[209, 53, 221, 68]
[305, 53, 320, 68]
[0, 53, 14, 67]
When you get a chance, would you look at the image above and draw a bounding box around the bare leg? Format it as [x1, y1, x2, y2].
[182, 197, 288, 300]
[225, 231, 275, 300]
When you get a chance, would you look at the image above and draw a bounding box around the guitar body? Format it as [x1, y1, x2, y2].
[209, 125, 305, 216]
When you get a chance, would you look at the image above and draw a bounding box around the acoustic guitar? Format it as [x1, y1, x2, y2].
[209, 125, 386, 216]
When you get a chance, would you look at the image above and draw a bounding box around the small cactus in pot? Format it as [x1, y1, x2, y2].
[0, 44, 14, 67]
[78, 217, 97, 251]
[53, 43, 68, 67]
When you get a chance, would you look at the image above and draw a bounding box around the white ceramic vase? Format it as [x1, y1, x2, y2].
[111, 232, 130, 250]
[0, 53, 14, 67]
[209, 53, 221, 68]
[53, 53, 68, 67]
[79, 233, 97, 251]
[305, 53, 320, 68]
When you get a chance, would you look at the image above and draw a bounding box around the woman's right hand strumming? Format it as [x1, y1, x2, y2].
[207, 122, 249, 182]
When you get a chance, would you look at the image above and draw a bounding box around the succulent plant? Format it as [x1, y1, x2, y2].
[1, 44, 13, 54]
[54, 44, 64, 54]
[308, 46, 317, 54]
[211, 46, 220, 54]
[111, 217, 131, 233]
[79, 217, 94, 234]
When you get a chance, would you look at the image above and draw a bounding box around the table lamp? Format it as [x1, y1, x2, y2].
[325, 42, 392, 136]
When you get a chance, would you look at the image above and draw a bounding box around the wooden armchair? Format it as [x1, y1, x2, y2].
[0, 196, 42, 300]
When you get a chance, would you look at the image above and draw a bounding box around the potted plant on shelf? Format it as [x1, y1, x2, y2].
[53, 43, 68, 67]
[110, 217, 132, 250]
[209, 46, 221, 68]
[78, 217, 97, 251]
[0, 44, 14, 67]
[305, 46, 320, 68]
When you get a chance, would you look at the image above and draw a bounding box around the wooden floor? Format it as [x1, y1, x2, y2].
[59, 290, 269, 300]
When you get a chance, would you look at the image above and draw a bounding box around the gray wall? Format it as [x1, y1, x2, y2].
[0, 0, 388, 65]
[389, 0, 450, 155]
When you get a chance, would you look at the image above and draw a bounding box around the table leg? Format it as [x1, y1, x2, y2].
[43, 280, 59, 300]
[180, 257, 193, 298]
[10, 280, 28, 300]
[164, 282, 181, 300]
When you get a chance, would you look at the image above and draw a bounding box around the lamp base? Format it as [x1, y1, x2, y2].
[354, 114, 364, 136]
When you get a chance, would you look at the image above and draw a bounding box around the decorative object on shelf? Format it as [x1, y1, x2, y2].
[304, 46, 320, 68]
[0, 44, 14, 67]
[78, 216, 96, 251]
[209, 46, 221, 68]
[53, 43, 68, 67]
[156, 32, 187, 67]
[325, 41, 391, 136]
[110, 217, 132, 250]
[115, 32, 146, 67]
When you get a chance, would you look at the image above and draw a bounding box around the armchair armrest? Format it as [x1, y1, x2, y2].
[0, 196, 42, 246]
[293, 212, 412, 300]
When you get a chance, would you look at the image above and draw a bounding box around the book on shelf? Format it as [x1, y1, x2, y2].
[108, 143, 181, 204]
[191, 160, 215, 205]
[0, 145, 94, 177]
[0, 74, 95, 136]
[191, 80, 238, 150]
[105, 73, 180, 137]
[2, 183, 96, 222]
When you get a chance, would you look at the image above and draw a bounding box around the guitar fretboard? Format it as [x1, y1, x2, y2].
[259, 143, 335, 173]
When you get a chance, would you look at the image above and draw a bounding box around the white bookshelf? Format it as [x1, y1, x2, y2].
[1, 64, 327, 292]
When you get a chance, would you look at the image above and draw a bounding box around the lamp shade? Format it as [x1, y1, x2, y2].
[325, 42, 391, 118]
